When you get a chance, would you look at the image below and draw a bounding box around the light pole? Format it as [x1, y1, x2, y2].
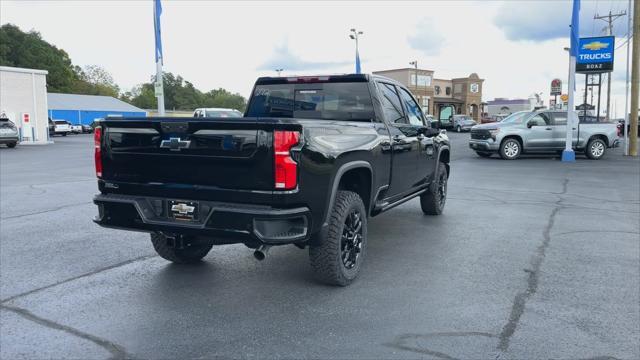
[275, 68, 283, 77]
[409, 60, 418, 89]
[349, 28, 363, 74]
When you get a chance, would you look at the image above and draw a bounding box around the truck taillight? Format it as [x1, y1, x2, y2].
[274, 130, 300, 190]
[94, 126, 102, 178]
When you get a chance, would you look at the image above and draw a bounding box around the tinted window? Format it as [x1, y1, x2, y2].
[552, 112, 567, 125]
[398, 88, 424, 126]
[528, 113, 551, 126]
[246, 83, 374, 121]
[0, 121, 15, 129]
[377, 83, 405, 124]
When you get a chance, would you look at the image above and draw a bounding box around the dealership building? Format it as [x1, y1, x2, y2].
[372, 68, 484, 122]
[0, 66, 50, 144]
[48, 93, 146, 125]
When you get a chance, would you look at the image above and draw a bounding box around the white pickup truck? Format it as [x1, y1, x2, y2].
[469, 110, 620, 160]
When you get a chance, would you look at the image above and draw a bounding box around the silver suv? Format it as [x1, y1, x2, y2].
[0, 118, 19, 148]
[469, 110, 620, 160]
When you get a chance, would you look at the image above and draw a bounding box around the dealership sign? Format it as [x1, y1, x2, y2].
[550, 79, 562, 95]
[576, 36, 614, 73]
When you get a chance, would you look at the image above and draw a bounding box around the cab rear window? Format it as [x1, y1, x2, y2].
[246, 83, 374, 122]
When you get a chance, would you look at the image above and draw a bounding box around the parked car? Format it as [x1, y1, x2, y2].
[481, 114, 506, 124]
[0, 117, 19, 148]
[193, 108, 243, 118]
[469, 110, 620, 160]
[93, 74, 451, 286]
[81, 124, 93, 134]
[452, 115, 476, 132]
[53, 120, 71, 136]
[70, 123, 83, 134]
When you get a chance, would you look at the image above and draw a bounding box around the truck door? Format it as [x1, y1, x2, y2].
[376, 82, 420, 199]
[397, 87, 435, 187]
[524, 113, 554, 149]
[550, 112, 578, 148]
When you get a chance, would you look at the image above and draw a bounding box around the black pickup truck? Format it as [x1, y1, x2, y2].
[93, 74, 450, 286]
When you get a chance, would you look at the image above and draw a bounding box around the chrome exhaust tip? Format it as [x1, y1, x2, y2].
[253, 245, 271, 261]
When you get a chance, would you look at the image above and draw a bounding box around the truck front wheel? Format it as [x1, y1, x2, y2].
[420, 162, 448, 215]
[309, 191, 367, 286]
[151, 233, 213, 264]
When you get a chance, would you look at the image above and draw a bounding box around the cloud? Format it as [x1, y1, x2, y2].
[493, 1, 611, 42]
[407, 19, 445, 55]
[257, 43, 351, 71]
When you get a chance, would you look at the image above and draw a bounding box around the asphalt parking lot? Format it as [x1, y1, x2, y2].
[1, 132, 639, 359]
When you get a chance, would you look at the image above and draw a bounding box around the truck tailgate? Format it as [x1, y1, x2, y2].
[100, 118, 298, 191]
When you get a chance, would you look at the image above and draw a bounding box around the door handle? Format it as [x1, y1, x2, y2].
[572, 128, 577, 130]
[545, 127, 553, 130]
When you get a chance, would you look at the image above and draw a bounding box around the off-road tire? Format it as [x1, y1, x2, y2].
[585, 138, 606, 160]
[6, 142, 17, 148]
[151, 232, 213, 264]
[476, 151, 491, 158]
[309, 191, 367, 286]
[420, 162, 448, 215]
[499, 138, 521, 160]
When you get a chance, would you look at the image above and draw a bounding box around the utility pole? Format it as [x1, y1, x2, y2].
[629, 0, 639, 156]
[624, 0, 632, 154]
[409, 60, 418, 90]
[594, 10, 626, 121]
[275, 68, 283, 77]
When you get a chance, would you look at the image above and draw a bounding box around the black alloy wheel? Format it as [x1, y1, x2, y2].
[340, 210, 363, 270]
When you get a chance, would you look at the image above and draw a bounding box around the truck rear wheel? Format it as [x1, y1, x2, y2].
[151, 233, 213, 264]
[309, 191, 367, 286]
[585, 138, 606, 160]
[6, 142, 17, 148]
[420, 162, 448, 215]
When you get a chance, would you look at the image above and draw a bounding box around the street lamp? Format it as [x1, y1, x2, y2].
[275, 68, 283, 77]
[409, 60, 418, 88]
[349, 28, 363, 74]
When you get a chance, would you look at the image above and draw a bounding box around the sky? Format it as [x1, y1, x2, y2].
[0, 0, 635, 117]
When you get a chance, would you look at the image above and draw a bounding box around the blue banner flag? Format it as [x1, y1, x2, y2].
[355, 50, 361, 74]
[570, 0, 580, 57]
[154, 0, 163, 64]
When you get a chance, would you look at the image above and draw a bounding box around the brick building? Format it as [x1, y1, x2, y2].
[373, 68, 484, 122]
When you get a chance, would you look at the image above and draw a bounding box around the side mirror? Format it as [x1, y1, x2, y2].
[424, 127, 441, 137]
[526, 121, 534, 129]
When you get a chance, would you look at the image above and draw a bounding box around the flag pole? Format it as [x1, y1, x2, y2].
[154, 0, 165, 116]
[563, 0, 580, 162]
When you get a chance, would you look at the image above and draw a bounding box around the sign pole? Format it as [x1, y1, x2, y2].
[563, 0, 580, 162]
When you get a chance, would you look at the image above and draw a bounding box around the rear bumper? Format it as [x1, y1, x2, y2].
[0, 136, 19, 144]
[93, 193, 311, 245]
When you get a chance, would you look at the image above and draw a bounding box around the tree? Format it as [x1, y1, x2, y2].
[0, 24, 120, 97]
[73, 65, 120, 97]
[126, 72, 247, 111]
[0, 24, 76, 92]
